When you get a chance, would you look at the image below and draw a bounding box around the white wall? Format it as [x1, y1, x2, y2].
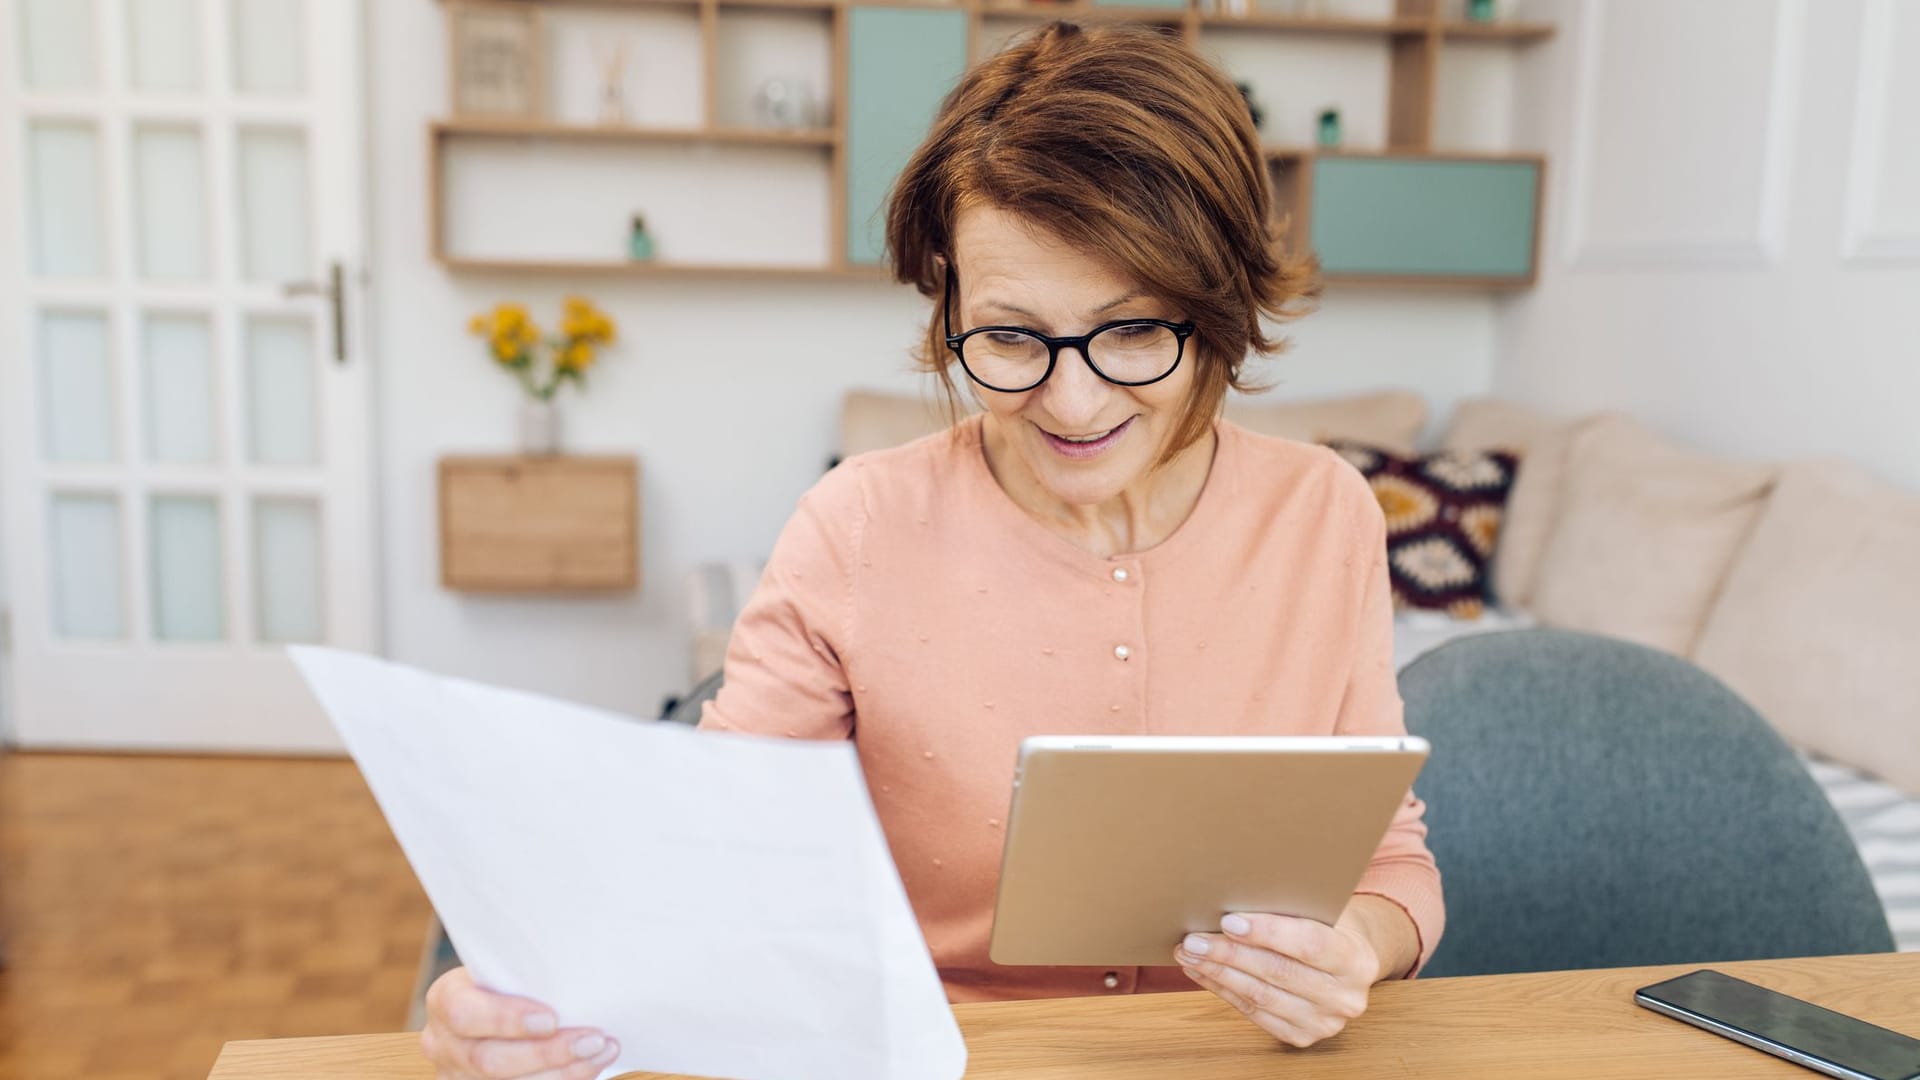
[0, 489, 10, 743]
[367, 0, 1503, 717]
[1495, 0, 1920, 490]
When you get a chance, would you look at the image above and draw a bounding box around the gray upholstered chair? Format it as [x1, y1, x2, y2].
[1400, 629, 1893, 978]
[661, 670, 723, 726]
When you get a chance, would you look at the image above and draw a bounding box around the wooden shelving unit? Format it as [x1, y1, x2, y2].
[464, 0, 1559, 37]
[432, 0, 1556, 283]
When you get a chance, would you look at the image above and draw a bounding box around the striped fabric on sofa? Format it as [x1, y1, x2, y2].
[1807, 757, 1920, 951]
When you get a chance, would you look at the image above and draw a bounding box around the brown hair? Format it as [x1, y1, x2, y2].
[885, 21, 1319, 461]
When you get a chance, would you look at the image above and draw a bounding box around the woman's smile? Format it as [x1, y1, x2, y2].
[1038, 416, 1135, 459]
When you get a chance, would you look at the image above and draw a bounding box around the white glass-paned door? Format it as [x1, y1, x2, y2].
[0, 0, 374, 751]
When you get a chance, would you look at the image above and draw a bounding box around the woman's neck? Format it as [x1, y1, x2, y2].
[980, 417, 1218, 559]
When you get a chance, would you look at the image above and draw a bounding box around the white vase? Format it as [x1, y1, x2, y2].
[518, 399, 561, 456]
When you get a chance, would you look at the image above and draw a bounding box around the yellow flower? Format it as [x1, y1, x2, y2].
[493, 303, 533, 340]
[557, 297, 616, 344]
[467, 314, 488, 335]
[557, 340, 595, 371]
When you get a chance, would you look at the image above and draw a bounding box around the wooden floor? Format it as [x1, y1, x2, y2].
[0, 752, 433, 1080]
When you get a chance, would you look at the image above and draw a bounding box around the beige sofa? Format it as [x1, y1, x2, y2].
[1438, 398, 1920, 801]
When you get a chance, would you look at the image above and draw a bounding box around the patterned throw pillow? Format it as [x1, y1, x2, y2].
[1326, 441, 1520, 619]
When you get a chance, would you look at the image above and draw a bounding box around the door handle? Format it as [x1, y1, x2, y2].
[283, 260, 348, 366]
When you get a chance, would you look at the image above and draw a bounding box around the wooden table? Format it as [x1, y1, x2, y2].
[209, 952, 1920, 1079]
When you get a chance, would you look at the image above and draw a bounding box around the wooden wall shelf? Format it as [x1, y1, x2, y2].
[434, 119, 837, 147]
[442, 256, 890, 279]
[1440, 19, 1555, 41]
[981, 4, 1188, 25]
[1195, 13, 1434, 35]
[433, 0, 1557, 284]
[439, 456, 640, 593]
[1265, 144, 1548, 161]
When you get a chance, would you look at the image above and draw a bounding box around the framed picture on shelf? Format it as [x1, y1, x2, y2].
[448, 1, 545, 120]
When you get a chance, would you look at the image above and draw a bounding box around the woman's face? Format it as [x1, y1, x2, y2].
[949, 206, 1196, 507]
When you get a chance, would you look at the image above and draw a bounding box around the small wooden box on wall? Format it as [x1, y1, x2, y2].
[438, 456, 639, 592]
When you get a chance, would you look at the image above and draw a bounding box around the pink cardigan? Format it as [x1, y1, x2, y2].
[701, 415, 1444, 1002]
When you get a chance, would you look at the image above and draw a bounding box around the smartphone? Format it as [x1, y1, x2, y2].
[1635, 969, 1920, 1080]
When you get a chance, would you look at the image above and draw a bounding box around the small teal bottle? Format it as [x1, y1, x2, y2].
[1317, 108, 1342, 149]
[1467, 0, 1495, 22]
[628, 214, 655, 262]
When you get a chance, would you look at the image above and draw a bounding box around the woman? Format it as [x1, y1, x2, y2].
[422, 22, 1442, 1079]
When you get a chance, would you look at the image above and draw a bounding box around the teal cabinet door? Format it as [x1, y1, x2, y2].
[846, 7, 970, 266]
[1309, 157, 1540, 281]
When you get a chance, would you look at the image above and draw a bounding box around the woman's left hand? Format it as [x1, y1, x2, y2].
[1174, 902, 1396, 1048]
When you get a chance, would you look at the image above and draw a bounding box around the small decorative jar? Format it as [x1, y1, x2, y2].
[1317, 107, 1342, 149]
[629, 214, 655, 262]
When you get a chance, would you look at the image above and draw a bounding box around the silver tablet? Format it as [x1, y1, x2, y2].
[988, 734, 1431, 967]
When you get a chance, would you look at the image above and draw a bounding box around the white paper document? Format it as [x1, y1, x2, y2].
[289, 647, 967, 1080]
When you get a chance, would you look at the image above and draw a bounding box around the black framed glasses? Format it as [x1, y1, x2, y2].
[942, 266, 1196, 394]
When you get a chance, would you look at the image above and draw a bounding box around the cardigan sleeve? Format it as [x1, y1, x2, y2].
[1335, 499, 1447, 977]
[698, 468, 865, 742]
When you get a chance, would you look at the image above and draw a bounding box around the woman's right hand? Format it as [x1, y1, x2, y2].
[421, 967, 621, 1079]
